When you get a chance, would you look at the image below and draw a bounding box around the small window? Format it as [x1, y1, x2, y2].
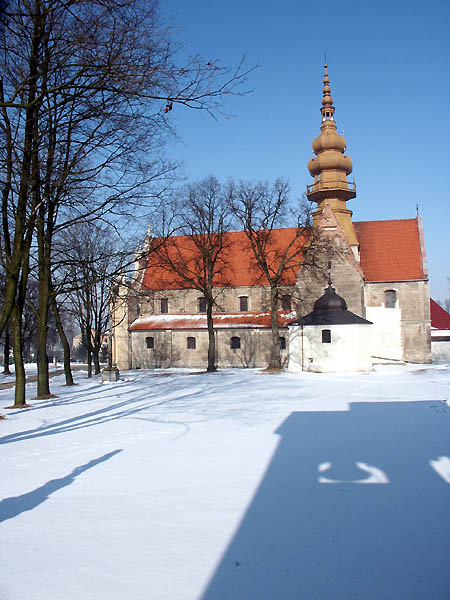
[145, 336, 154, 349]
[187, 337, 196, 350]
[385, 290, 396, 309]
[322, 329, 331, 344]
[279, 336, 286, 350]
[160, 298, 168, 313]
[230, 336, 241, 350]
[281, 295, 292, 311]
[198, 297, 206, 313]
[239, 296, 248, 312]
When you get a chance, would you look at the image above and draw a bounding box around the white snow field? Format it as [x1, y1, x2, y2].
[1, 365, 450, 600]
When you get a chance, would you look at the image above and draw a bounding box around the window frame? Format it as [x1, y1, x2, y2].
[187, 336, 196, 350]
[198, 297, 207, 313]
[385, 290, 397, 309]
[145, 336, 154, 349]
[322, 329, 331, 344]
[160, 298, 168, 314]
[281, 295, 292, 311]
[239, 296, 248, 312]
[230, 336, 241, 350]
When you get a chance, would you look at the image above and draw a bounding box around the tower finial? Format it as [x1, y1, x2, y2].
[321, 62, 334, 123]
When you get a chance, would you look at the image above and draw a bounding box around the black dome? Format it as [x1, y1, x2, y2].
[313, 284, 347, 311]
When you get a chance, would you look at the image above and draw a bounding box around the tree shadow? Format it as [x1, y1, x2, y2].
[0, 450, 122, 523]
[0, 372, 276, 446]
[201, 401, 450, 600]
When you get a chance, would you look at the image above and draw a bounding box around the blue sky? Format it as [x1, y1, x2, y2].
[162, 0, 450, 302]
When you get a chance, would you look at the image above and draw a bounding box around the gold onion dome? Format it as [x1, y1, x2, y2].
[308, 64, 352, 176]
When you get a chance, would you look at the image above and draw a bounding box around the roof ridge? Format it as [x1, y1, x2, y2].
[354, 218, 418, 225]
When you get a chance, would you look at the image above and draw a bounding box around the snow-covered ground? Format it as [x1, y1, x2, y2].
[1, 365, 450, 600]
[0, 362, 75, 384]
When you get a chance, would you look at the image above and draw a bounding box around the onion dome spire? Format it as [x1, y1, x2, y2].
[321, 64, 335, 123]
[306, 64, 358, 248]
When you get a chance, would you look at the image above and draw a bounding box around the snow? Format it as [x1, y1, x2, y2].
[1, 364, 450, 600]
[0, 363, 69, 384]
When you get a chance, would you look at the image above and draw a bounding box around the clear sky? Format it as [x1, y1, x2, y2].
[162, 0, 450, 302]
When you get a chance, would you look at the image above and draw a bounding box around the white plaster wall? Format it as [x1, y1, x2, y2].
[431, 342, 450, 362]
[365, 306, 403, 361]
[364, 280, 431, 363]
[287, 327, 301, 372]
[288, 324, 372, 372]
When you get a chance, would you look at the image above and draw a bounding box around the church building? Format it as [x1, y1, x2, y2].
[112, 66, 431, 370]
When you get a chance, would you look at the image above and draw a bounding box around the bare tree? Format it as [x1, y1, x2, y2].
[439, 277, 450, 313]
[228, 179, 324, 370]
[156, 177, 232, 372]
[0, 0, 254, 405]
[61, 222, 125, 378]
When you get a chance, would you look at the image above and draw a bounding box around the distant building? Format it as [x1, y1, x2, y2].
[112, 65, 431, 370]
[430, 300, 450, 362]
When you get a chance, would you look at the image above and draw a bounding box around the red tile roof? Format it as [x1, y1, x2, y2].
[430, 299, 450, 330]
[141, 218, 426, 291]
[141, 228, 306, 290]
[130, 311, 297, 331]
[354, 218, 425, 282]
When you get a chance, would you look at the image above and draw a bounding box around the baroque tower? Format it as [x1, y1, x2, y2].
[307, 65, 358, 255]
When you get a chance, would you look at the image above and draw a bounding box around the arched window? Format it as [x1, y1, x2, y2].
[322, 329, 331, 344]
[145, 336, 154, 349]
[230, 336, 241, 350]
[385, 290, 397, 309]
[281, 295, 292, 311]
[198, 297, 206, 313]
[279, 336, 286, 350]
[160, 298, 168, 313]
[187, 337, 196, 350]
[239, 296, 248, 312]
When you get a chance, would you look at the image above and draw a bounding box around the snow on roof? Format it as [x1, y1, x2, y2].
[130, 311, 297, 331]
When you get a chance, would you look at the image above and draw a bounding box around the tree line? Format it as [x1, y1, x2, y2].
[0, 0, 254, 407]
[0, 1, 330, 408]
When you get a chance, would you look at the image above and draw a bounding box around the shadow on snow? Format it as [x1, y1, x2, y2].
[0, 450, 122, 523]
[201, 401, 450, 600]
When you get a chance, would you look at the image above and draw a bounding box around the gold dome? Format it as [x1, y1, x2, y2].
[312, 129, 346, 154]
[306, 64, 358, 247]
[308, 153, 352, 177]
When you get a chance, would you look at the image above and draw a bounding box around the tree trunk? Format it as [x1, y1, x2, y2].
[87, 348, 92, 378]
[35, 199, 53, 397]
[206, 299, 216, 372]
[3, 328, 11, 374]
[35, 302, 51, 397]
[268, 284, 282, 370]
[0, 1, 44, 339]
[11, 306, 28, 407]
[93, 349, 101, 375]
[51, 294, 74, 386]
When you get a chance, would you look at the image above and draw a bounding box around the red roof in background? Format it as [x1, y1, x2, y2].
[430, 299, 450, 330]
[141, 228, 306, 290]
[354, 219, 425, 282]
[130, 311, 297, 331]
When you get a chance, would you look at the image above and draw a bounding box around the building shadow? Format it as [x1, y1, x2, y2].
[0, 449, 122, 523]
[201, 402, 450, 600]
